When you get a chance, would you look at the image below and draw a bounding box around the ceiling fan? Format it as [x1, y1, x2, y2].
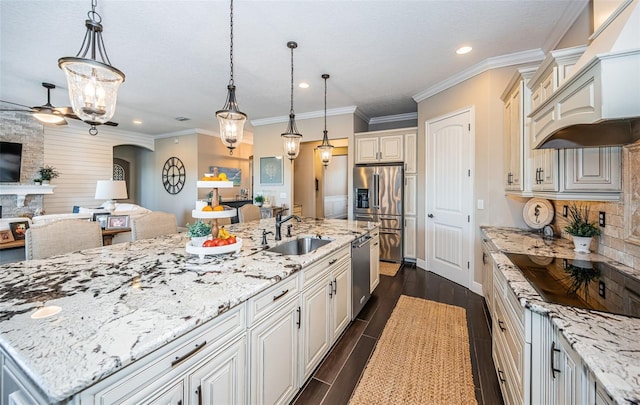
[0, 82, 118, 134]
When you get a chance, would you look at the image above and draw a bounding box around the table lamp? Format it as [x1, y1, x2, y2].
[95, 180, 128, 212]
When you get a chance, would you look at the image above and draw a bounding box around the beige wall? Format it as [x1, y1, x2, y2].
[252, 114, 356, 214]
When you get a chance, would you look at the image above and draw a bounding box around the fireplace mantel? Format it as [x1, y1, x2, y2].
[0, 184, 56, 207]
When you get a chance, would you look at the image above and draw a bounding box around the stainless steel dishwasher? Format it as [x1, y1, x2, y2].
[351, 234, 371, 320]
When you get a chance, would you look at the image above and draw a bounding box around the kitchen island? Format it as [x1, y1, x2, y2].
[482, 226, 640, 404]
[0, 218, 374, 403]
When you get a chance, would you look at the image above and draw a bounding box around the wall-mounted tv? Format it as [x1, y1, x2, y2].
[0, 142, 23, 182]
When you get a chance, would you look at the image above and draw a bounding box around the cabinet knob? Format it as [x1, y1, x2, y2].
[428, 214, 434, 218]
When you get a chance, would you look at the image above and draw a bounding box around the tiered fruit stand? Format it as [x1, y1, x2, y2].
[185, 179, 242, 258]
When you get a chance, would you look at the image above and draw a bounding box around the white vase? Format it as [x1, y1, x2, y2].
[191, 236, 208, 247]
[42, 180, 50, 185]
[572, 236, 593, 253]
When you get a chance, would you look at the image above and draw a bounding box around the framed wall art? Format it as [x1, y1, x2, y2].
[260, 157, 283, 185]
[209, 166, 242, 186]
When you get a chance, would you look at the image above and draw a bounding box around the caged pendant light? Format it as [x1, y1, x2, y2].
[317, 74, 334, 167]
[281, 41, 302, 162]
[216, 0, 247, 155]
[58, 0, 125, 135]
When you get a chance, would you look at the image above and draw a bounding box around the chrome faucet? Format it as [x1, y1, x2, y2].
[275, 211, 301, 241]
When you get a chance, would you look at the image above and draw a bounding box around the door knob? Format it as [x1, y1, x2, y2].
[428, 214, 434, 218]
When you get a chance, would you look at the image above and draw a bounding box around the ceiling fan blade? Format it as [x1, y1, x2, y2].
[63, 111, 119, 127]
[0, 108, 33, 113]
[0, 100, 34, 111]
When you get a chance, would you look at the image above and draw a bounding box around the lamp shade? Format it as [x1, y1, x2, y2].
[95, 180, 128, 200]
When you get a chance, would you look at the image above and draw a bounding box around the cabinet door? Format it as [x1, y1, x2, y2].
[404, 175, 416, 216]
[481, 248, 493, 314]
[2, 359, 42, 405]
[504, 85, 523, 191]
[249, 299, 299, 405]
[190, 336, 246, 405]
[532, 149, 558, 191]
[404, 217, 416, 260]
[331, 261, 351, 342]
[379, 135, 404, 162]
[300, 280, 331, 382]
[355, 137, 379, 164]
[370, 233, 380, 293]
[147, 380, 185, 405]
[563, 147, 621, 192]
[554, 332, 583, 405]
[404, 132, 417, 173]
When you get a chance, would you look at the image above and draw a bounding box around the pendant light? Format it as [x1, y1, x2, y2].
[216, 0, 247, 155]
[282, 41, 302, 162]
[58, 0, 125, 135]
[317, 74, 334, 167]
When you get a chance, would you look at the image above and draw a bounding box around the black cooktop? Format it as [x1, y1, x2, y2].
[504, 253, 640, 319]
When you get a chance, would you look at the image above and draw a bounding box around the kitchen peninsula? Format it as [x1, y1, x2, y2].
[0, 218, 374, 404]
[482, 227, 640, 404]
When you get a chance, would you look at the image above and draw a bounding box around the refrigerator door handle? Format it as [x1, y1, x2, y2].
[373, 173, 379, 208]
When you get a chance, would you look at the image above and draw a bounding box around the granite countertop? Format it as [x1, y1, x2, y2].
[0, 218, 375, 402]
[481, 226, 640, 404]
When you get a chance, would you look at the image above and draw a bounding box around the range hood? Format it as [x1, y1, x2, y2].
[531, 0, 640, 149]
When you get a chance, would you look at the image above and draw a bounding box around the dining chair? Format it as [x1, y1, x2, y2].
[26, 219, 103, 260]
[130, 211, 178, 241]
[238, 204, 262, 223]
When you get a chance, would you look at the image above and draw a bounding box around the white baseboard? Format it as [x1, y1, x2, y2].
[416, 258, 427, 270]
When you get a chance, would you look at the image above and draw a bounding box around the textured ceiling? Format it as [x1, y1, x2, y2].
[0, 0, 588, 137]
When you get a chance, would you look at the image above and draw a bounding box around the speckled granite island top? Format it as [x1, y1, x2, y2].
[481, 226, 640, 404]
[0, 218, 374, 402]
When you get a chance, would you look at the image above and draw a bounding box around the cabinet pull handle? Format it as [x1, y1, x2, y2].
[482, 252, 487, 265]
[498, 369, 506, 383]
[329, 281, 334, 298]
[332, 279, 337, 295]
[373, 242, 378, 247]
[329, 258, 337, 265]
[171, 341, 207, 368]
[498, 320, 506, 332]
[178, 401, 182, 405]
[296, 306, 301, 329]
[551, 341, 561, 379]
[539, 168, 544, 183]
[273, 289, 289, 301]
[197, 384, 202, 405]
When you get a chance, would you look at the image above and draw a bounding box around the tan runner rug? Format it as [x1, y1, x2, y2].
[349, 295, 477, 405]
[379, 261, 400, 277]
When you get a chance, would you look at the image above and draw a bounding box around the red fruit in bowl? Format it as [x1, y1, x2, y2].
[203, 239, 216, 248]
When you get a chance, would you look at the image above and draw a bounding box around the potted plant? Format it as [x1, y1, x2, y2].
[38, 165, 60, 184]
[564, 204, 601, 253]
[254, 195, 264, 207]
[185, 220, 212, 247]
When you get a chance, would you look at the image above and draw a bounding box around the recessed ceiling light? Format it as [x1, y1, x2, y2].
[456, 46, 472, 55]
[175, 117, 191, 122]
[133, 119, 142, 125]
[298, 82, 310, 89]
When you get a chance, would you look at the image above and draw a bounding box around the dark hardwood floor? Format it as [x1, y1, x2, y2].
[291, 263, 504, 405]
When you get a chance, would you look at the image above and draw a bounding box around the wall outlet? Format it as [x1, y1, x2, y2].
[599, 211, 606, 227]
[598, 281, 606, 298]
[280, 192, 287, 199]
[563, 205, 568, 217]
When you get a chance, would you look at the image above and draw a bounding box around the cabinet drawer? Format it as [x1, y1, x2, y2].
[493, 291, 525, 396]
[247, 275, 299, 327]
[83, 305, 245, 403]
[300, 245, 349, 288]
[493, 331, 522, 405]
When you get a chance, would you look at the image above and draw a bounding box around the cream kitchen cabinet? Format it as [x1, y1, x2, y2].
[354, 128, 416, 164]
[1, 350, 48, 405]
[247, 275, 300, 405]
[370, 228, 380, 293]
[502, 67, 536, 195]
[481, 240, 494, 315]
[404, 174, 417, 261]
[77, 304, 246, 405]
[403, 132, 417, 174]
[299, 246, 350, 382]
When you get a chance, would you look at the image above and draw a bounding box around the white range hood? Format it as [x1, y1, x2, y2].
[531, 0, 640, 149]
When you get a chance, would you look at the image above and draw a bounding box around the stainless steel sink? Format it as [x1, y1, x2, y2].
[267, 237, 332, 255]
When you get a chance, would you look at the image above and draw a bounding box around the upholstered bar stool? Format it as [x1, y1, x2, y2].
[238, 204, 261, 223]
[26, 220, 103, 260]
[130, 212, 178, 241]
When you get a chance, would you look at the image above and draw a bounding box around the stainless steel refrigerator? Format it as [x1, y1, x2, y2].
[353, 163, 404, 263]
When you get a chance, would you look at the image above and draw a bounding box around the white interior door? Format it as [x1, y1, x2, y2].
[426, 109, 473, 288]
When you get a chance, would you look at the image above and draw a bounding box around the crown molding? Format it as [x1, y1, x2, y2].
[250, 106, 358, 127]
[542, 0, 589, 52]
[413, 48, 545, 102]
[153, 128, 254, 144]
[353, 107, 370, 124]
[369, 112, 418, 125]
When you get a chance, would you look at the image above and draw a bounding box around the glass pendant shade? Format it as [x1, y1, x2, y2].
[58, 2, 125, 125]
[216, 85, 246, 154]
[283, 133, 302, 161]
[59, 59, 124, 124]
[318, 131, 334, 167]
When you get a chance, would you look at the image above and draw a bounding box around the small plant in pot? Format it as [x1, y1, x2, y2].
[38, 165, 60, 184]
[185, 220, 212, 247]
[564, 204, 601, 253]
[254, 195, 264, 207]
